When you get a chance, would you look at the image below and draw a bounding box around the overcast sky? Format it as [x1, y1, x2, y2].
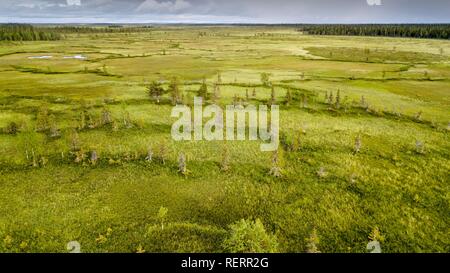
[1, 0, 449, 24]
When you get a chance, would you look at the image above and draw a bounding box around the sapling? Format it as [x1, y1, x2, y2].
[178, 153, 189, 176]
[145, 147, 153, 162]
[101, 107, 112, 125]
[220, 144, 231, 172]
[317, 167, 327, 178]
[70, 130, 81, 152]
[159, 141, 168, 164]
[354, 135, 362, 154]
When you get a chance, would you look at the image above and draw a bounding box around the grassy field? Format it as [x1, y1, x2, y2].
[0, 26, 449, 253]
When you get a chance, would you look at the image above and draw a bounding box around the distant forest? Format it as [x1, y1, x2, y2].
[0, 24, 154, 41]
[299, 24, 450, 39]
[1, 23, 449, 41]
[0, 24, 61, 41]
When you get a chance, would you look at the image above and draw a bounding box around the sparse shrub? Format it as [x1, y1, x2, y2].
[222, 219, 278, 253]
[368, 227, 384, 243]
[5, 121, 19, 135]
[74, 149, 86, 164]
[306, 228, 320, 253]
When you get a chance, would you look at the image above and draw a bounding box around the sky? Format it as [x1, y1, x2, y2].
[1, 0, 449, 24]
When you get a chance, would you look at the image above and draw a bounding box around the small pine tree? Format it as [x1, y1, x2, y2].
[147, 81, 165, 104]
[328, 91, 334, 105]
[221, 145, 231, 172]
[270, 86, 276, 105]
[261, 73, 270, 87]
[269, 149, 284, 178]
[415, 140, 425, 154]
[36, 105, 50, 132]
[246, 89, 249, 101]
[48, 114, 60, 138]
[145, 147, 153, 162]
[360, 96, 367, 108]
[222, 219, 278, 253]
[213, 84, 221, 102]
[285, 89, 292, 106]
[159, 141, 168, 164]
[70, 130, 81, 152]
[252, 88, 256, 98]
[101, 107, 112, 126]
[306, 228, 321, 253]
[197, 78, 209, 100]
[302, 94, 308, 109]
[168, 77, 181, 105]
[90, 150, 98, 165]
[178, 153, 188, 176]
[335, 89, 341, 109]
[157, 206, 168, 230]
[354, 135, 362, 154]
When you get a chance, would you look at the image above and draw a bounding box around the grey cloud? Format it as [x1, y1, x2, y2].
[1, 0, 449, 23]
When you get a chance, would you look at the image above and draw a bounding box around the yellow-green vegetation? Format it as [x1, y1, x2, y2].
[0, 26, 449, 253]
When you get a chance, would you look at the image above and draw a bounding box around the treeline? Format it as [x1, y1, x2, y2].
[43, 25, 154, 34]
[0, 24, 61, 41]
[299, 24, 450, 39]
